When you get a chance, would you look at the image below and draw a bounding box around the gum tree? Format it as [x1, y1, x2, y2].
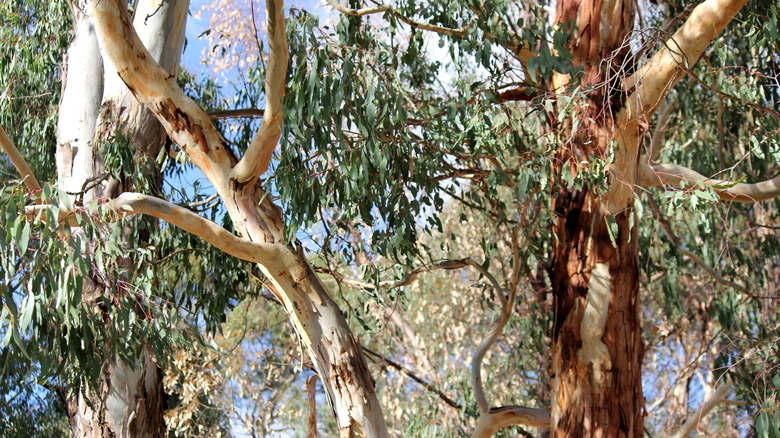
[2, 0, 779, 436]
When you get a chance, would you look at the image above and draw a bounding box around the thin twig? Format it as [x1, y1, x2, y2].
[362, 347, 463, 411]
[207, 108, 265, 119]
[648, 196, 751, 295]
[326, 0, 470, 38]
[680, 65, 780, 122]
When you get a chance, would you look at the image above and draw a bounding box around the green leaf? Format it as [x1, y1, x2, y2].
[16, 221, 30, 255]
[19, 292, 34, 332]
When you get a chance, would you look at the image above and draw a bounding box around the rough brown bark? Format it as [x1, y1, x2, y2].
[549, 0, 645, 436]
[550, 190, 644, 437]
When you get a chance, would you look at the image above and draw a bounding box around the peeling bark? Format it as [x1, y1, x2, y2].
[549, 1, 644, 436]
[549, 0, 750, 436]
[91, 0, 389, 435]
[550, 190, 643, 438]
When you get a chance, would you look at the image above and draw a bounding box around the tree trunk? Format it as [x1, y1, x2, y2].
[549, 0, 645, 436]
[222, 186, 390, 438]
[57, 1, 187, 436]
[89, 0, 391, 433]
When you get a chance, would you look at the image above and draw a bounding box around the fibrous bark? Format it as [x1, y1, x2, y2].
[547, 0, 750, 436]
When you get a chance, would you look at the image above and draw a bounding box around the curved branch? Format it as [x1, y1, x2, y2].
[640, 162, 780, 203]
[466, 258, 513, 416]
[471, 406, 551, 438]
[0, 124, 41, 190]
[91, 0, 233, 178]
[362, 347, 462, 411]
[626, 0, 749, 118]
[326, 0, 470, 37]
[26, 193, 278, 264]
[231, 0, 288, 183]
[670, 381, 733, 438]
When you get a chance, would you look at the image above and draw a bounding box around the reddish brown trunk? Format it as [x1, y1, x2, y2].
[550, 190, 644, 437]
[549, 0, 644, 436]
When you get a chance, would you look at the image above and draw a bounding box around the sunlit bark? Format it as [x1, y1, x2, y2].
[56, 1, 187, 436]
[91, 0, 389, 435]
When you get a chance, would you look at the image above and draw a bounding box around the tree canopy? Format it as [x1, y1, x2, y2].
[1, 0, 779, 436]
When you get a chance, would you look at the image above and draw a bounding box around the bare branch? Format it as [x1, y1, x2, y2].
[26, 193, 279, 264]
[321, 255, 529, 422]
[182, 193, 220, 210]
[362, 347, 463, 411]
[670, 381, 734, 438]
[640, 162, 780, 203]
[326, 0, 470, 37]
[208, 109, 266, 119]
[0, 124, 41, 190]
[467, 256, 514, 416]
[315, 259, 471, 290]
[626, 0, 750, 119]
[647, 196, 751, 295]
[306, 375, 318, 438]
[232, 0, 288, 183]
[91, 0, 234, 179]
[471, 406, 551, 437]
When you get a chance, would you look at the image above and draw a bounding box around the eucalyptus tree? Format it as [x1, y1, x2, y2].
[1, 0, 779, 438]
[4, 0, 193, 436]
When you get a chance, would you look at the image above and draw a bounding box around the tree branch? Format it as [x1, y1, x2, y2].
[91, 0, 234, 179]
[207, 108, 265, 119]
[362, 347, 463, 411]
[640, 162, 780, 203]
[326, 0, 470, 37]
[468, 258, 512, 416]
[306, 375, 318, 438]
[231, 0, 288, 183]
[471, 406, 551, 438]
[626, 0, 750, 118]
[315, 259, 472, 290]
[0, 124, 41, 190]
[647, 196, 751, 295]
[26, 193, 279, 264]
[679, 64, 780, 122]
[670, 381, 734, 438]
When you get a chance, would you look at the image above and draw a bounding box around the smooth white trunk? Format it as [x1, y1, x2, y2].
[56, 4, 103, 198]
[58, 1, 187, 437]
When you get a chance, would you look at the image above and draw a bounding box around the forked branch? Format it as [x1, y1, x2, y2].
[326, 0, 470, 37]
[91, 0, 233, 177]
[0, 124, 41, 190]
[231, 0, 288, 183]
[25, 193, 279, 264]
[640, 162, 780, 203]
